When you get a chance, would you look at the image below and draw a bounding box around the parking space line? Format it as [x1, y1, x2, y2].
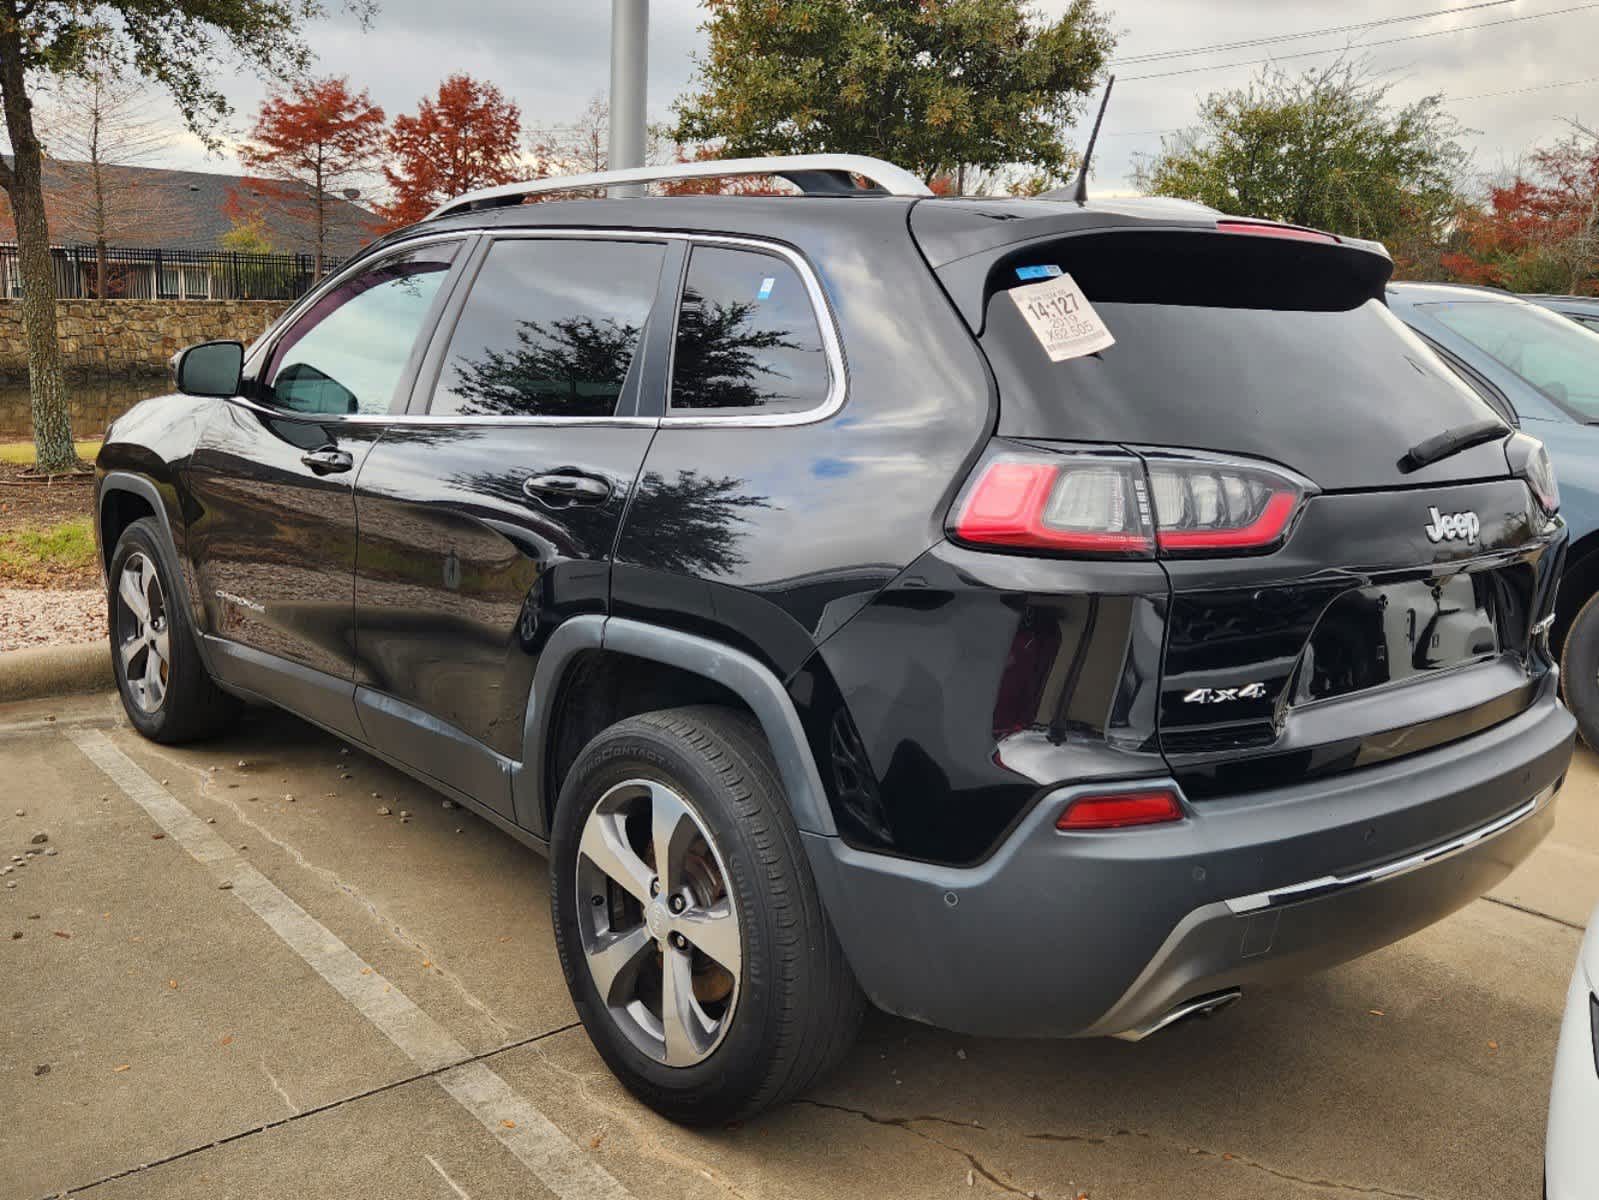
[426, 1154, 473, 1199]
[67, 728, 634, 1200]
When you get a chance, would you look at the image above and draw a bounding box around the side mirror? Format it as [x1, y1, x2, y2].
[172, 340, 244, 398]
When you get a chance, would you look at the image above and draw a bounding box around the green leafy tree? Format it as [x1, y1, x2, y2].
[219, 216, 281, 299]
[0, 0, 374, 474]
[220, 216, 275, 256]
[1133, 60, 1470, 276]
[671, 0, 1114, 185]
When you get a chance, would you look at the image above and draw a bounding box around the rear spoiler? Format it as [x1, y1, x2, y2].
[926, 222, 1395, 334]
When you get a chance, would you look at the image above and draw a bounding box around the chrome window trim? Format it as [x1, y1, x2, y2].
[1223, 780, 1558, 916]
[242, 227, 847, 430]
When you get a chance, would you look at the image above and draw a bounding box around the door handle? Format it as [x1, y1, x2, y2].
[301, 447, 354, 475]
[523, 472, 611, 506]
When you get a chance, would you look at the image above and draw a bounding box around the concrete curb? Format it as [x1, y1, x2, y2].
[0, 641, 113, 702]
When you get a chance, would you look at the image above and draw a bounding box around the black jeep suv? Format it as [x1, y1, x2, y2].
[95, 155, 1574, 1124]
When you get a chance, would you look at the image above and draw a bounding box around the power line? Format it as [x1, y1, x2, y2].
[1451, 73, 1599, 101]
[1121, 3, 1599, 83]
[1093, 77, 1599, 144]
[1114, 1, 1511, 65]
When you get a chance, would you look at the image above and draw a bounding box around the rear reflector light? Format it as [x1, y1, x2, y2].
[1057, 789, 1183, 830]
[951, 444, 1310, 559]
[1216, 220, 1338, 245]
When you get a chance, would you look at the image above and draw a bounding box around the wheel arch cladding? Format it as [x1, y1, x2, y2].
[518, 616, 838, 840]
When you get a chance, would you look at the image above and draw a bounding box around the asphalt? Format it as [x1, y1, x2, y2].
[3, 691, 1595, 1200]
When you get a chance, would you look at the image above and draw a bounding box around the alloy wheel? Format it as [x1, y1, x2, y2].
[575, 779, 742, 1067]
[115, 551, 170, 714]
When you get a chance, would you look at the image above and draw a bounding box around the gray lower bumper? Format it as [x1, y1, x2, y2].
[803, 685, 1573, 1039]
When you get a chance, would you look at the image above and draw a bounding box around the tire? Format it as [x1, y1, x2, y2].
[108, 518, 236, 743]
[550, 704, 862, 1125]
[1560, 590, 1599, 750]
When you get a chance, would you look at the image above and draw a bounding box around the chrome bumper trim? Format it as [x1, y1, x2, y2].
[1224, 782, 1558, 916]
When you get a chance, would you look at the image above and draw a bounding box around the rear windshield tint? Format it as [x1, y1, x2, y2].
[979, 239, 1504, 490]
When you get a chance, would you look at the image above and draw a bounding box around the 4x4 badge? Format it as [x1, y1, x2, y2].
[1424, 506, 1480, 544]
[1184, 683, 1269, 704]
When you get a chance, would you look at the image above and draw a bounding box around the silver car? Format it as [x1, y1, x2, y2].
[1547, 902, 1599, 1198]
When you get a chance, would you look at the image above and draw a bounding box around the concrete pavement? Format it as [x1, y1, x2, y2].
[3, 690, 1593, 1199]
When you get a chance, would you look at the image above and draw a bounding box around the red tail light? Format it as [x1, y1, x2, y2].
[953, 456, 1153, 555]
[950, 444, 1311, 559]
[1216, 220, 1338, 245]
[1057, 789, 1183, 830]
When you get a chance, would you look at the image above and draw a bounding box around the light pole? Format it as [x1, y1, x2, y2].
[609, 0, 648, 194]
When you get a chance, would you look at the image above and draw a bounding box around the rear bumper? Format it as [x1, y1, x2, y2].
[804, 683, 1573, 1038]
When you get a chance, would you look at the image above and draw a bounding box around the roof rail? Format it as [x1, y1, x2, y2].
[425, 154, 933, 221]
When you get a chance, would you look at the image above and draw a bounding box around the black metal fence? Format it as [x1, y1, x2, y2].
[0, 244, 345, 302]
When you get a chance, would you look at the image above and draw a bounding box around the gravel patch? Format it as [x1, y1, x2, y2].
[0, 587, 105, 652]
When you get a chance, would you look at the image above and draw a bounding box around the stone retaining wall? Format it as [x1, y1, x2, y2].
[0, 299, 292, 378]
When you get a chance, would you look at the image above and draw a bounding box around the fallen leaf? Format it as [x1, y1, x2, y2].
[1488, 1040, 1499, 1051]
[589, 1132, 606, 1149]
[52, 930, 70, 939]
[420, 960, 432, 969]
[359, 966, 372, 976]
[219, 1035, 233, 1047]
[1369, 1009, 1385, 1017]
[501, 1120, 517, 1130]
[167, 979, 178, 990]
[497, 936, 512, 944]
[113, 1064, 130, 1073]
[151, 833, 165, 840]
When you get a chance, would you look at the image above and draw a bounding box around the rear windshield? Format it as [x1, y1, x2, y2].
[980, 241, 1505, 490]
[1422, 299, 1599, 420]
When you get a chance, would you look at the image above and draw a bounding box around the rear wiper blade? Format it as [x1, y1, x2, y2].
[1398, 418, 1508, 474]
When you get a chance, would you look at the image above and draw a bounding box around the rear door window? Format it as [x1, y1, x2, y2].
[1423, 300, 1599, 419]
[429, 238, 666, 419]
[668, 246, 830, 415]
[265, 244, 457, 415]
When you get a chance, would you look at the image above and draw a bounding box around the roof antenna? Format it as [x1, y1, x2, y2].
[1069, 74, 1115, 205]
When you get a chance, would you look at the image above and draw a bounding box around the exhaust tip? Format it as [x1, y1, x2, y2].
[1112, 989, 1242, 1042]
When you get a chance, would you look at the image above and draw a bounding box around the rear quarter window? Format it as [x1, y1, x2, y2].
[668, 245, 831, 416]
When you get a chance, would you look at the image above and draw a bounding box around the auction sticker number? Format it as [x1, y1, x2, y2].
[1010, 273, 1115, 362]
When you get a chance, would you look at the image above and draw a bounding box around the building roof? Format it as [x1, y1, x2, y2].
[0, 158, 381, 259]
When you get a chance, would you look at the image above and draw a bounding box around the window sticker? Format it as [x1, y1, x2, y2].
[1009, 273, 1115, 362]
[757, 276, 776, 300]
[1015, 264, 1063, 281]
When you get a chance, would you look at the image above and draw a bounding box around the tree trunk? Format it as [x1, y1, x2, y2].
[0, 16, 76, 473]
[96, 240, 108, 300]
[312, 152, 326, 282]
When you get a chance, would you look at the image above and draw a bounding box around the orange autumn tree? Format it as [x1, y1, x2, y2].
[382, 74, 524, 227]
[235, 76, 387, 278]
[1446, 130, 1599, 296]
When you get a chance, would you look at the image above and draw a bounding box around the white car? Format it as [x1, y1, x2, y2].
[1547, 904, 1599, 1199]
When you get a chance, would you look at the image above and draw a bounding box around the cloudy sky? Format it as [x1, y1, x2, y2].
[140, 0, 1599, 196]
